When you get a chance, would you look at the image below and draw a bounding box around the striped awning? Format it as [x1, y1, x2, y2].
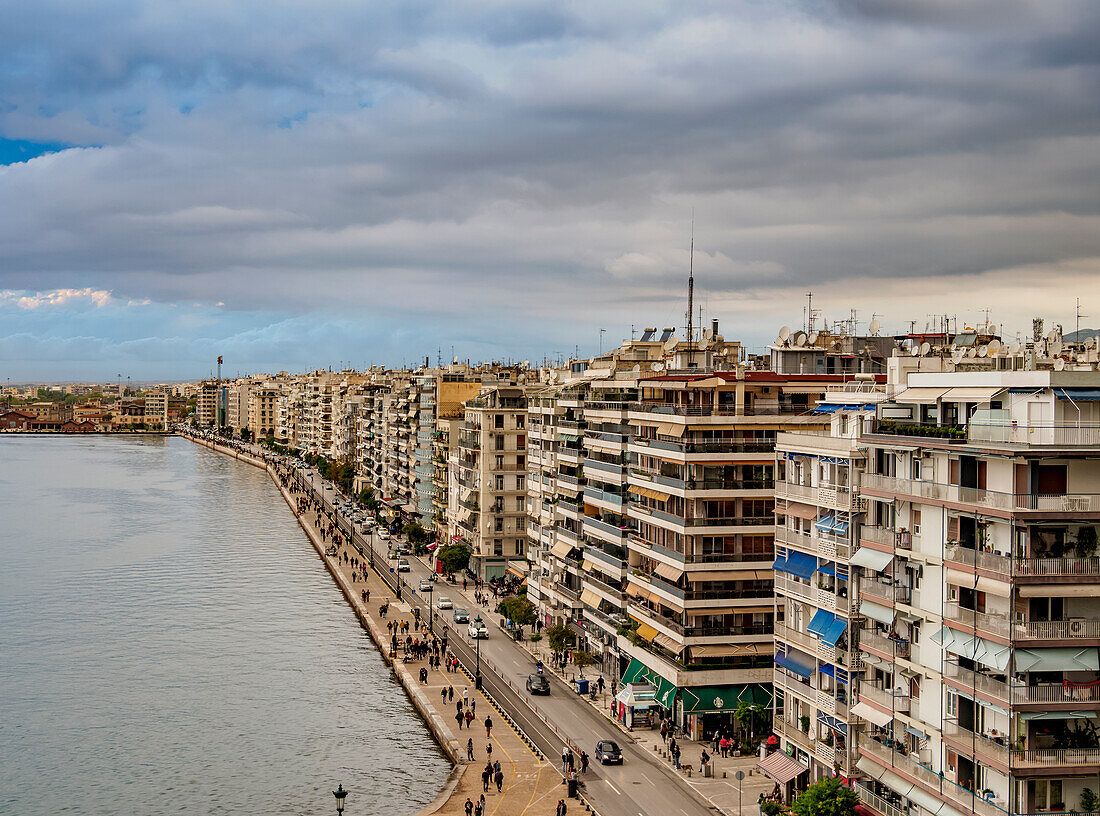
[628, 484, 672, 502]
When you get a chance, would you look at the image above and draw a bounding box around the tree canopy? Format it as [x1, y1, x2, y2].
[436, 542, 471, 575]
[498, 596, 537, 627]
[790, 777, 858, 816]
[546, 623, 574, 655]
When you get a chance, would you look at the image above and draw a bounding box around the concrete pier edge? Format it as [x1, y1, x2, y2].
[183, 435, 467, 816]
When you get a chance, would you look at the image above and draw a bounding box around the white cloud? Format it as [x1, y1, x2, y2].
[0, 287, 113, 309]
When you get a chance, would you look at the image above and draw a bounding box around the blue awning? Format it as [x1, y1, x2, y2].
[782, 550, 818, 580]
[808, 609, 836, 638]
[823, 618, 849, 647]
[774, 652, 815, 679]
[815, 514, 836, 533]
[814, 403, 843, 413]
[818, 662, 836, 678]
[817, 562, 837, 577]
[1054, 389, 1100, 401]
[772, 555, 788, 572]
[833, 518, 850, 535]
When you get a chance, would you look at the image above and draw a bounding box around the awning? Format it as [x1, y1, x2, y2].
[894, 387, 949, 404]
[506, 563, 529, 579]
[777, 550, 817, 580]
[945, 569, 1011, 598]
[656, 423, 686, 438]
[654, 562, 684, 582]
[620, 657, 678, 708]
[627, 581, 653, 602]
[581, 558, 597, 572]
[580, 588, 602, 607]
[1054, 389, 1100, 401]
[551, 540, 577, 560]
[943, 386, 1004, 403]
[850, 547, 894, 571]
[815, 514, 837, 533]
[634, 622, 659, 642]
[628, 484, 673, 502]
[939, 630, 1011, 672]
[1020, 584, 1100, 598]
[757, 750, 808, 784]
[653, 632, 681, 653]
[814, 403, 843, 413]
[823, 618, 848, 647]
[860, 599, 896, 626]
[774, 652, 815, 679]
[692, 643, 763, 658]
[808, 609, 836, 638]
[949, 685, 1009, 717]
[1019, 711, 1097, 721]
[851, 701, 894, 728]
[817, 562, 838, 577]
[1015, 647, 1100, 672]
[782, 501, 818, 520]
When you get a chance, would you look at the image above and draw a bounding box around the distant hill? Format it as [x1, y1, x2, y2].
[1064, 328, 1100, 342]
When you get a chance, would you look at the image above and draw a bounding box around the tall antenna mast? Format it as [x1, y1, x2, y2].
[686, 215, 695, 349]
[1077, 298, 1087, 340]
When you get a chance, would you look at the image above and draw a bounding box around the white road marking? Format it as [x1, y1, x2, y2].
[606, 781, 620, 795]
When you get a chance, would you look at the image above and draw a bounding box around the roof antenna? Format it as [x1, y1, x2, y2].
[686, 213, 695, 349]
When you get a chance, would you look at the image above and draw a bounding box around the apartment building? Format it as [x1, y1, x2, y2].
[448, 384, 529, 579]
[848, 367, 1100, 816]
[770, 381, 886, 788]
[621, 347, 852, 740]
[144, 390, 169, 430]
[247, 385, 280, 440]
[196, 380, 219, 427]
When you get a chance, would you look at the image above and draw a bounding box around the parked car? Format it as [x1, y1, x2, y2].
[377, 530, 390, 541]
[594, 740, 623, 764]
[468, 619, 489, 639]
[397, 559, 410, 572]
[436, 596, 453, 609]
[453, 608, 469, 623]
[526, 674, 550, 695]
[418, 579, 433, 592]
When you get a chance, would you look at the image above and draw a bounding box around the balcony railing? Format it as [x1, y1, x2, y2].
[861, 473, 1100, 513]
[944, 603, 1011, 637]
[946, 544, 1100, 578]
[1014, 619, 1100, 639]
[860, 684, 910, 714]
[860, 629, 910, 660]
[861, 580, 910, 604]
[943, 662, 1100, 704]
[969, 422, 1100, 447]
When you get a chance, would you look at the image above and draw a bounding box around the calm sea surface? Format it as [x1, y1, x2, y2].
[0, 435, 448, 815]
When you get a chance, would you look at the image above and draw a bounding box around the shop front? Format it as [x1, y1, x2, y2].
[679, 683, 773, 742]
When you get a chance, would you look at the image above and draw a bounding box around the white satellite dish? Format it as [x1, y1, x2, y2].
[777, 326, 792, 345]
[1047, 330, 1058, 343]
[965, 347, 976, 358]
[978, 345, 989, 358]
[987, 339, 1001, 356]
[919, 342, 931, 357]
[663, 337, 678, 352]
[1052, 340, 1064, 356]
[1086, 337, 1097, 350]
[1054, 358, 1066, 371]
[793, 331, 808, 347]
[869, 318, 882, 335]
[952, 348, 966, 364]
[809, 332, 819, 345]
[651, 362, 664, 372]
[632, 364, 641, 376]
[1009, 342, 1022, 355]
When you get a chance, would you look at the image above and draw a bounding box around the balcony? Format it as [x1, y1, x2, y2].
[861, 525, 912, 550]
[944, 603, 1011, 637]
[859, 629, 910, 660]
[969, 421, 1100, 447]
[584, 485, 624, 508]
[859, 684, 910, 714]
[861, 579, 910, 605]
[861, 473, 1100, 514]
[1014, 619, 1100, 639]
[583, 514, 632, 540]
[776, 480, 859, 510]
[943, 662, 1100, 705]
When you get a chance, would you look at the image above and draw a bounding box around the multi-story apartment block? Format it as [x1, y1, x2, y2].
[621, 345, 856, 740]
[144, 390, 169, 430]
[448, 384, 529, 579]
[849, 366, 1100, 816]
[195, 380, 218, 427]
[247, 385, 280, 441]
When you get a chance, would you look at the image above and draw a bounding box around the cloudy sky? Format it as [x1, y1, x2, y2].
[2, 0, 1099, 381]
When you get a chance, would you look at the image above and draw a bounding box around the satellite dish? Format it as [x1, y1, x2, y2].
[987, 339, 1001, 356]
[793, 331, 808, 347]
[809, 332, 820, 345]
[663, 337, 678, 353]
[1052, 340, 1064, 356]
[1054, 358, 1066, 371]
[919, 342, 931, 357]
[967, 347, 978, 358]
[1086, 337, 1097, 350]
[651, 362, 665, 372]
[1047, 330, 1058, 343]
[1009, 342, 1022, 355]
[952, 349, 966, 364]
[869, 318, 882, 335]
[978, 345, 989, 358]
[632, 364, 641, 376]
[778, 326, 792, 345]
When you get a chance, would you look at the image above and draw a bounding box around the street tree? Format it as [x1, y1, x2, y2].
[573, 651, 595, 677]
[790, 777, 859, 816]
[498, 596, 537, 627]
[437, 542, 471, 575]
[546, 623, 573, 657]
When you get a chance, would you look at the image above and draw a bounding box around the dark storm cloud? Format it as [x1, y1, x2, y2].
[1, 0, 1098, 378]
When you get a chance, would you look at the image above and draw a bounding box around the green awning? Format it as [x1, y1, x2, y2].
[680, 683, 772, 713]
[1015, 648, 1100, 672]
[621, 657, 678, 708]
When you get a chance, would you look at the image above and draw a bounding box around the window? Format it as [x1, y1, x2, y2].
[911, 457, 922, 480]
[516, 496, 524, 511]
[838, 413, 848, 434]
[494, 540, 503, 556]
[515, 475, 525, 490]
[495, 455, 504, 468]
[517, 455, 525, 468]
[494, 517, 503, 532]
[517, 434, 525, 447]
[495, 475, 504, 490]
[495, 435, 504, 450]
[495, 414, 504, 429]
[912, 508, 921, 534]
[516, 415, 525, 429]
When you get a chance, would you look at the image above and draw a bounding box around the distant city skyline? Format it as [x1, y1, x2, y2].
[2, 1, 1099, 380]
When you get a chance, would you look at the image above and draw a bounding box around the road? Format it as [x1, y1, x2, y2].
[284, 463, 722, 816]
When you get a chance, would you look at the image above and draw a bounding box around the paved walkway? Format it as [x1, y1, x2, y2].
[273, 466, 565, 816]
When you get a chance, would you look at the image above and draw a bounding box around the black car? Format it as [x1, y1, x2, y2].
[526, 674, 550, 695]
[594, 739, 622, 764]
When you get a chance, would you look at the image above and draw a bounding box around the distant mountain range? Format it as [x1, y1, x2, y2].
[1064, 328, 1100, 342]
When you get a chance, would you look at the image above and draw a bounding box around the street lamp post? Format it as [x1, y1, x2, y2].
[474, 614, 483, 690]
[427, 581, 434, 635]
[333, 784, 348, 814]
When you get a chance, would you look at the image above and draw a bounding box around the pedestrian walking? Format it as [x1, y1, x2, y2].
[466, 710, 474, 728]
[465, 799, 474, 816]
[494, 768, 503, 792]
[462, 688, 469, 707]
[448, 686, 454, 702]
[493, 760, 500, 775]
[556, 800, 567, 816]
[467, 738, 474, 761]
[481, 766, 490, 792]
[561, 746, 571, 776]
[441, 687, 448, 704]
[580, 751, 589, 774]
[484, 715, 492, 739]
[486, 742, 492, 759]
[597, 676, 604, 694]
[673, 743, 681, 770]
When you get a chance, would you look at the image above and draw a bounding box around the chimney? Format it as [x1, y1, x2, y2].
[712, 319, 719, 336]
